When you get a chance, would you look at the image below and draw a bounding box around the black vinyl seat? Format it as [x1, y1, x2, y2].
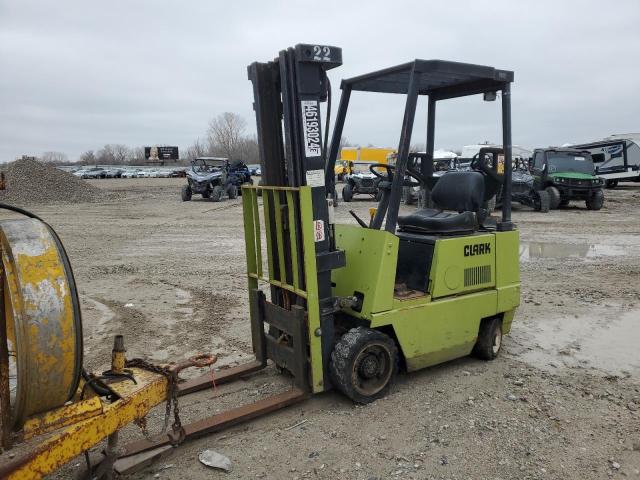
[397, 171, 485, 234]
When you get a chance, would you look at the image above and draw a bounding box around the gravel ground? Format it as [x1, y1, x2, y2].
[1, 177, 638, 479]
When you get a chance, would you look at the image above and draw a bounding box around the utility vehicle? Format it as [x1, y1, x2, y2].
[530, 148, 604, 210]
[477, 149, 550, 213]
[181, 157, 242, 202]
[341, 161, 385, 201]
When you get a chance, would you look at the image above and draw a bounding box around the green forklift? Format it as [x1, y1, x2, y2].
[113, 45, 522, 464]
[243, 45, 520, 403]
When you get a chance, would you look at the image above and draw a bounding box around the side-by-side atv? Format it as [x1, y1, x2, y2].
[477, 149, 551, 213]
[341, 161, 383, 202]
[530, 148, 604, 210]
[181, 157, 252, 202]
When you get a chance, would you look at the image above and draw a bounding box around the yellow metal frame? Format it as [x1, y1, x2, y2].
[2, 368, 168, 480]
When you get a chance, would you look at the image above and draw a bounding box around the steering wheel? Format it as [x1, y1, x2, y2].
[471, 153, 502, 182]
[368, 163, 422, 187]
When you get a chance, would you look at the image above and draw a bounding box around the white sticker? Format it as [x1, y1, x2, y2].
[313, 220, 325, 242]
[305, 169, 325, 187]
[301, 100, 321, 157]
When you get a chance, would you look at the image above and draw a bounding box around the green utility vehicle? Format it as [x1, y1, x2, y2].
[242, 45, 520, 404]
[530, 148, 604, 210]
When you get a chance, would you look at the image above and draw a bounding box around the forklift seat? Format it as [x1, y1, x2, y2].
[397, 171, 485, 234]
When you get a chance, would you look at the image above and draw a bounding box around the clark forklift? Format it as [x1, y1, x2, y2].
[243, 45, 520, 403]
[0, 44, 520, 479]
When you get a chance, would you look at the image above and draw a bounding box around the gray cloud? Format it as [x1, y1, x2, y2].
[1, 0, 639, 161]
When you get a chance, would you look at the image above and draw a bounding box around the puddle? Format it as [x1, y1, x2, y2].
[520, 241, 629, 261]
[515, 309, 640, 376]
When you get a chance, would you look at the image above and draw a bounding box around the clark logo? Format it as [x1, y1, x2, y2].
[464, 243, 491, 256]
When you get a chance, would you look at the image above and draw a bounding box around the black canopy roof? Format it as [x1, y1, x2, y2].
[341, 60, 513, 99]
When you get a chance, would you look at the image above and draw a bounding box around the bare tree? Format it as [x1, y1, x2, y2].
[79, 150, 96, 165]
[185, 138, 209, 162]
[129, 146, 146, 165]
[207, 112, 247, 159]
[96, 144, 115, 164]
[41, 151, 68, 164]
[111, 144, 130, 164]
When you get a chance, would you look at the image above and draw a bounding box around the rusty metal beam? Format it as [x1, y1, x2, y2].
[178, 360, 265, 395]
[121, 388, 308, 458]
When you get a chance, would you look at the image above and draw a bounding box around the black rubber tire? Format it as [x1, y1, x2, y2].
[586, 188, 604, 210]
[605, 179, 618, 189]
[202, 191, 211, 199]
[546, 185, 561, 209]
[211, 185, 224, 202]
[534, 189, 550, 213]
[342, 183, 353, 202]
[330, 327, 399, 404]
[227, 184, 238, 199]
[181, 185, 192, 202]
[472, 317, 503, 360]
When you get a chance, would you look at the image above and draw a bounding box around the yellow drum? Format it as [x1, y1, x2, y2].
[1, 218, 83, 430]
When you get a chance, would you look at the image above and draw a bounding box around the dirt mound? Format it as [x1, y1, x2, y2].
[0, 158, 102, 204]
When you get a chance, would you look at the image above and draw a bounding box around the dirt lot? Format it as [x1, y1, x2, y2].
[5, 177, 639, 479]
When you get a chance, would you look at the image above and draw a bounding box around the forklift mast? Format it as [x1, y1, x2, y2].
[246, 44, 346, 392]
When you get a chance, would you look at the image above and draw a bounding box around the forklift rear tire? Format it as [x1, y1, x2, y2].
[330, 327, 398, 404]
[534, 190, 550, 213]
[472, 317, 503, 360]
[181, 185, 192, 201]
[586, 189, 604, 210]
[211, 185, 224, 202]
[342, 183, 353, 202]
[545, 186, 561, 209]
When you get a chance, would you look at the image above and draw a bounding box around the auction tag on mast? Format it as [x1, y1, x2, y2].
[313, 219, 325, 242]
[305, 169, 325, 187]
[301, 100, 321, 157]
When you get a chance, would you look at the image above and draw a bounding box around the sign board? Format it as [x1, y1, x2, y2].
[145, 146, 179, 161]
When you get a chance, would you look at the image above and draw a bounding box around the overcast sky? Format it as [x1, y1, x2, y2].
[1, 0, 639, 162]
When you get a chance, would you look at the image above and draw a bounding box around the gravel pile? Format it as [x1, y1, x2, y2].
[0, 158, 102, 204]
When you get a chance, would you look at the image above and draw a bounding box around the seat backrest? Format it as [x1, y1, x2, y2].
[432, 171, 485, 213]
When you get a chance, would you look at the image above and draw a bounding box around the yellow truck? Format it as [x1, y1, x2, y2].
[335, 147, 396, 181]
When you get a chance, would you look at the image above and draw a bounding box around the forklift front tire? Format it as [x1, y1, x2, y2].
[330, 327, 398, 404]
[473, 317, 503, 360]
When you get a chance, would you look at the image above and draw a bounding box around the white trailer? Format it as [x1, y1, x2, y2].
[572, 134, 640, 188]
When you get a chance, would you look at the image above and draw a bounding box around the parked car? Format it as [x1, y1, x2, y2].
[104, 168, 123, 178]
[73, 169, 88, 178]
[121, 169, 137, 178]
[82, 167, 106, 179]
[137, 170, 151, 178]
[248, 164, 262, 176]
